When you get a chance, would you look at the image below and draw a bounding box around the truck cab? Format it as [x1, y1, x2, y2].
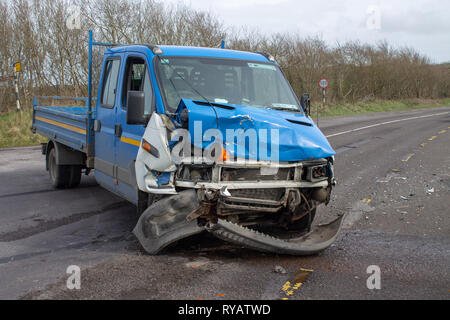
[93, 46, 157, 204]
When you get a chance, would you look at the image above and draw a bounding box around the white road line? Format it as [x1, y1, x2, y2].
[325, 111, 450, 138]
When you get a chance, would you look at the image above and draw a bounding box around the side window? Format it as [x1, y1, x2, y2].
[122, 57, 154, 114]
[101, 59, 120, 108]
[142, 67, 154, 115]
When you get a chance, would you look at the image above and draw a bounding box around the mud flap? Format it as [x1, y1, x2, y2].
[133, 190, 205, 254]
[207, 214, 345, 256]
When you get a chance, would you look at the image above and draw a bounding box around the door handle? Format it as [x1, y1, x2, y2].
[114, 124, 122, 138]
[94, 120, 101, 132]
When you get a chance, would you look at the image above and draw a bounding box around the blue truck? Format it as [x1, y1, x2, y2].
[31, 31, 343, 255]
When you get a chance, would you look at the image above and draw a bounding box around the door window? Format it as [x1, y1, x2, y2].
[100, 59, 121, 108]
[122, 57, 154, 114]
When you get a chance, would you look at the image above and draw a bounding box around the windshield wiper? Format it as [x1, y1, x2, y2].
[192, 100, 235, 110]
[267, 106, 302, 113]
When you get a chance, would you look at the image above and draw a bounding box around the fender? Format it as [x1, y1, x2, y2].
[45, 140, 85, 170]
[135, 113, 177, 194]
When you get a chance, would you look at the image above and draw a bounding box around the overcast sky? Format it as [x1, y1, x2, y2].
[166, 0, 450, 63]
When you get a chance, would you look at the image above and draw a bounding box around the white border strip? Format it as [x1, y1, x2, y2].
[326, 111, 450, 138]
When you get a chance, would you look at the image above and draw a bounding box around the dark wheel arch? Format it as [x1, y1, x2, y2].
[45, 141, 83, 189]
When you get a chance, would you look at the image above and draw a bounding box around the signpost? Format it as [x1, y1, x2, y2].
[317, 78, 329, 126]
[13, 62, 21, 111]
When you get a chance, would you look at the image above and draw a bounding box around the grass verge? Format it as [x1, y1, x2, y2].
[314, 98, 450, 118]
[0, 108, 46, 148]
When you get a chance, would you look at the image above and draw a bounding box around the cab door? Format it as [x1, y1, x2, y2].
[94, 56, 122, 192]
[114, 54, 155, 203]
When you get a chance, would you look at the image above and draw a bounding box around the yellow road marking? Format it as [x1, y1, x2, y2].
[280, 268, 313, 298]
[420, 143, 427, 148]
[428, 136, 437, 141]
[362, 198, 372, 204]
[392, 169, 400, 172]
[402, 154, 414, 162]
[293, 283, 302, 289]
[35, 115, 86, 135]
[281, 282, 291, 292]
[120, 136, 141, 147]
[439, 130, 447, 134]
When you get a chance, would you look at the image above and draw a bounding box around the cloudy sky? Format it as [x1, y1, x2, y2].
[166, 0, 450, 63]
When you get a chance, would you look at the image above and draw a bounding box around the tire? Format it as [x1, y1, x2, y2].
[48, 148, 81, 189]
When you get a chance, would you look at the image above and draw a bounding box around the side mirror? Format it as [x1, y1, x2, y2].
[126, 91, 146, 125]
[300, 94, 311, 116]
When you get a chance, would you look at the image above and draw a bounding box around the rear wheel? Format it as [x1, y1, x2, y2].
[48, 148, 81, 189]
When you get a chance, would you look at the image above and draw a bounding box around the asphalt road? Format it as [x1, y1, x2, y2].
[0, 107, 449, 300]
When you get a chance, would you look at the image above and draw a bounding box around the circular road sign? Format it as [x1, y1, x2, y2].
[319, 78, 329, 89]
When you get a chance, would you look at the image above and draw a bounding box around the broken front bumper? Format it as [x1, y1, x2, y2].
[207, 215, 344, 255]
[133, 189, 344, 256]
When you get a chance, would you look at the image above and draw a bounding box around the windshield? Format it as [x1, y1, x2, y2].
[155, 56, 303, 114]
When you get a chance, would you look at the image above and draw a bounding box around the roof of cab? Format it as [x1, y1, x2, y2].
[106, 45, 271, 63]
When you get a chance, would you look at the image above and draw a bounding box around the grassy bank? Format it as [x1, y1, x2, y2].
[0, 98, 449, 148]
[0, 109, 46, 148]
[314, 98, 450, 118]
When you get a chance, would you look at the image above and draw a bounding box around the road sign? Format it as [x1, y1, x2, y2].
[319, 78, 329, 89]
[14, 62, 21, 72]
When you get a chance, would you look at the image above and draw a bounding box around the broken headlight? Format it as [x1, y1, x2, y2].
[304, 162, 329, 182]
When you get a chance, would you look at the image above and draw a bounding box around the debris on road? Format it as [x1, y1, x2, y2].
[185, 258, 210, 269]
[274, 265, 287, 274]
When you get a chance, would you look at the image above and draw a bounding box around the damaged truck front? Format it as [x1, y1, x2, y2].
[32, 37, 343, 255]
[132, 51, 343, 255]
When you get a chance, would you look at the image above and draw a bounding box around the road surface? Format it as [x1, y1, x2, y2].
[0, 107, 449, 300]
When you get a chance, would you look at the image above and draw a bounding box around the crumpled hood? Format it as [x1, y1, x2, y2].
[176, 99, 335, 162]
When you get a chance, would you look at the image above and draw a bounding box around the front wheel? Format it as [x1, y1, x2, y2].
[48, 148, 81, 189]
